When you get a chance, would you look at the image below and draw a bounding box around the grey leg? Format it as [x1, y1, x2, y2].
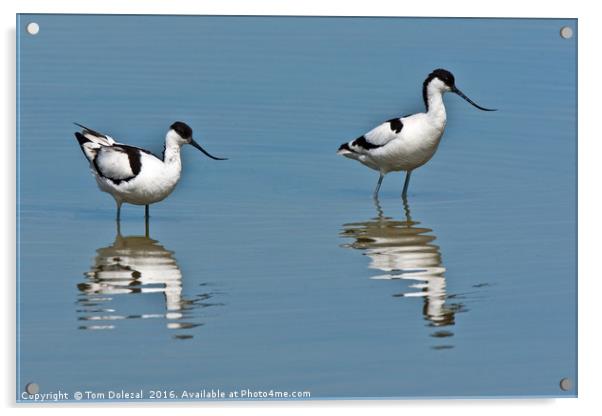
[144, 205, 150, 237]
[373, 173, 384, 199]
[116, 202, 122, 222]
[402, 171, 412, 199]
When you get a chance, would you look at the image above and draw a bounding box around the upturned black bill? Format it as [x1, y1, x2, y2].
[190, 139, 228, 160]
[452, 86, 497, 111]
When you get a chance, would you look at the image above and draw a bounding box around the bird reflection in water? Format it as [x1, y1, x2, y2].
[76, 223, 222, 339]
[340, 198, 465, 348]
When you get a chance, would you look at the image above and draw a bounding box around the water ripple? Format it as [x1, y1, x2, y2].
[340, 198, 467, 347]
[76, 228, 223, 339]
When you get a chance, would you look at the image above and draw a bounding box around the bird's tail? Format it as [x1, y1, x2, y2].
[74, 123, 116, 146]
[337, 142, 351, 154]
[73, 123, 115, 162]
[74, 132, 100, 162]
[337, 142, 358, 160]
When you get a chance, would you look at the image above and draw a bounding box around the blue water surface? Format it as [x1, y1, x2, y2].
[16, 15, 577, 400]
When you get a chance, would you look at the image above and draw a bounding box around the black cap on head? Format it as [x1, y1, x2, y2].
[423, 68, 456, 110]
[170, 121, 193, 139]
[426, 68, 455, 88]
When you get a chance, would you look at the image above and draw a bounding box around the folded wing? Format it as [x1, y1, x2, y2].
[92, 146, 141, 184]
[338, 117, 404, 155]
[74, 124, 141, 184]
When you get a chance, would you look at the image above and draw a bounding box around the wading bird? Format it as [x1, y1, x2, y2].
[74, 121, 226, 221]
[337, 69, 495, 198]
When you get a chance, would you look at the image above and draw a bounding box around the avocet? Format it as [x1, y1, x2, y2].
[337, 69, 495, 198]
[75, 121, 226, 221]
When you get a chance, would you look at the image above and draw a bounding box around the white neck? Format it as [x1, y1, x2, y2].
[163, 132, 183, 169]
[425, 83, 447, 129]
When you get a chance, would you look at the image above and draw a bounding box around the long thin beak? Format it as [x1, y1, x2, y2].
[452, 86, 497, 111]
[190, 138, 228, 160]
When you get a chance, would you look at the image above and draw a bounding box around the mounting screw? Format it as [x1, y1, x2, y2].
[25, 383, 39, 394]
[559, 378, 572, 391]
[560, 26, 573, 39]
[26, 22, 40, 35]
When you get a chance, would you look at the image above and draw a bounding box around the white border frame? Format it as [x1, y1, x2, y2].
[3, 1, 599, 415]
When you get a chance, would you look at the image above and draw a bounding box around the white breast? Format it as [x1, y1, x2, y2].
[96, 153, 182, 205]
[369, 113, 446, 173]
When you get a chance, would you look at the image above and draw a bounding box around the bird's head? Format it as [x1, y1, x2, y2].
[425, 68, 456, 93]
[167, 121, 227, 160]
[423, 68, 496, 111]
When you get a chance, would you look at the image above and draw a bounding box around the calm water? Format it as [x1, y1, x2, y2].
[17, 15, 577, 400]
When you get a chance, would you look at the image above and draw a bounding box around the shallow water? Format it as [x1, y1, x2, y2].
[17, 15, 576, 399]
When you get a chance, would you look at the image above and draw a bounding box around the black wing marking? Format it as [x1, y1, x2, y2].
[352, 135, 382, 150]
[340, 117, 405, 154]
[387, 118, 403, 134]
[92, 145, 142, 185]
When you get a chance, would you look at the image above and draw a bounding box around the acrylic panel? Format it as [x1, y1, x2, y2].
[16, 14, 577, 402]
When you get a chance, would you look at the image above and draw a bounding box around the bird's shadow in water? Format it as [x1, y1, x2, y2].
[340, 197, 466, 349]
[75, 222, 224, 340]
